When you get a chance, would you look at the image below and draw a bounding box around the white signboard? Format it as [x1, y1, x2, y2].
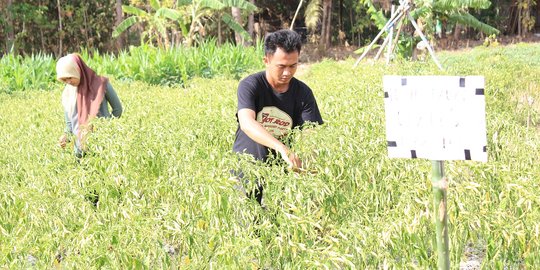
[383, 76, 487, 162]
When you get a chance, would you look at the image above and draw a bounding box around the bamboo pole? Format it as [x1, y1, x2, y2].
[352, 8, 405, 68]
[431, 160, 450, 269]
[387, 11, 405, 64]
[385, 5, 396, 64]
[290, 0, 304, 30]
[407, 13, 443, 70]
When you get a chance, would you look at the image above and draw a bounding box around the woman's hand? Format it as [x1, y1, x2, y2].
[58, 134, 68, 148]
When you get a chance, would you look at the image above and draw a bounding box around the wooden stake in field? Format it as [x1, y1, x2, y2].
[383, 76, 487, 269]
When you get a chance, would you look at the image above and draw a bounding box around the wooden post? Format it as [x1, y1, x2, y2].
[5, 0, 15, 53]
[56, 0, 63, 57]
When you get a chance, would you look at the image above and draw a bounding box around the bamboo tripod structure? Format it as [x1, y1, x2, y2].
[352, 0, 443, 70]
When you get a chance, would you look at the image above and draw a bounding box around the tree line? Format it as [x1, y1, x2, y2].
[0, 0, 538, 57]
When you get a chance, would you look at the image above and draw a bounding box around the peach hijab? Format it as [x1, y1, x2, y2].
[56, 53, 108, 126]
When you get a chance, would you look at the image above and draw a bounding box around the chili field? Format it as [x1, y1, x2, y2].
[1, 43, 540, 268]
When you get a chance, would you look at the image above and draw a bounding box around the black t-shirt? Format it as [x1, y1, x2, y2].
[233, 71, 324, 161]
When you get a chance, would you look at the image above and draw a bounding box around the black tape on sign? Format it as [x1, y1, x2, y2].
[476, 88, 485, 95]
[464, 149, 471, 160]
[459, 77, 465, 87]
[411, 150, 417, 158]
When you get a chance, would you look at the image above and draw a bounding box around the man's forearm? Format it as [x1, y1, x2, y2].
[240, 118, 288, 153]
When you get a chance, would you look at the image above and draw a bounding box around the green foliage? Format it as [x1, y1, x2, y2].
[1, 1, 118, 55]
[114, 1, 182, 48]
[435, 0, 491, 10]
[221, 13, 251, 40]
[180, 0, 257, 46]
[1, 43, 540, 268]
[0, 41, 263, 93]
[114, 0, 257, 48]
[221, 0, 258, 10]
[483, 34, 499, 47]
[366, 5, 388, 30]
[428, 0, 500, 36]
[4, 2, 54, 53]
[447, 12, 499, 36]
[0, 53, 56, 93]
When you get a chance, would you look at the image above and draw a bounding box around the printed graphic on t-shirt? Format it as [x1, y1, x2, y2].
[256, 106, 293, 138]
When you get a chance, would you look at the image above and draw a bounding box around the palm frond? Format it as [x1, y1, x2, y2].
[222, 13, 252, 40]
[150, 0, 161, 10]
[410, 6, 431, 19]
[449, 12, 500, 35]
[305, 0, 321, 32]
[435, 0, 490, 10]
[156, 8, 183, 21]
[465, 0, 491, 9]
[200, 0, 226, 9]
[369, 6, 388, 30]
[113, 17, 140, 38]
[221, 0, 257, 11]
[177, 0, 192, 5]
[122, 5, 148, 16]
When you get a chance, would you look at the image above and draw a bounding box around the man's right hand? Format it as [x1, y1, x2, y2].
[279, 147, 303, 172]
[58, 134, 68, 148]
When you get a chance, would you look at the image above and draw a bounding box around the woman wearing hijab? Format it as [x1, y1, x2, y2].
[56, 53, 123, 157]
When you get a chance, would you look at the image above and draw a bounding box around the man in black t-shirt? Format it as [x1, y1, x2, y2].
[233, 29, 324, 205]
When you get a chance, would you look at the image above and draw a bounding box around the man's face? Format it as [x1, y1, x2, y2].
[264, 47, 299, 92]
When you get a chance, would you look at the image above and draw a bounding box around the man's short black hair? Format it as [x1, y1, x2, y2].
[264, 29, 302, 56]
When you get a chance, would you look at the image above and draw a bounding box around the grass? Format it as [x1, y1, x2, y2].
[0, 42, 539, 268]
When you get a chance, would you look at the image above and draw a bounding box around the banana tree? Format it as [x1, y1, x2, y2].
[178, 0, 257, 46]
[113, 0, 185, 48]
[414, 0, 500, 38]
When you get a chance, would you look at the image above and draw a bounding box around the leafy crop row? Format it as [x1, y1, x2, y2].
[0, 43, 539, 268]
[0, 40, 263, 94]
